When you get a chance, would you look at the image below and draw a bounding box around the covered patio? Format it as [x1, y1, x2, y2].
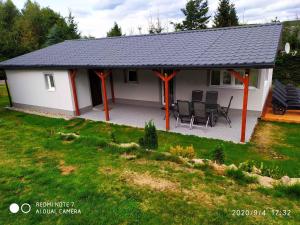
[79, 103, 260, 143]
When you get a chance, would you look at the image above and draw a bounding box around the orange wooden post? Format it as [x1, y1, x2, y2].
[228, 69, 249, 143]
[153, 70, 177, 131]
[165, 79, 170, 130]
[241, 71, 249, 143]
[95, 71, 110, 121]
[69, 69, 80, 116]
[109, 70, 115, 103]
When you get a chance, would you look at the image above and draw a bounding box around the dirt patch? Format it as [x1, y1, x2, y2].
[59, 160, 76, 175]
[251, 123, 288, 159]
[121, 170, 216, 206]
[100, 166, 119, 175]
[122, 171, 179, 192]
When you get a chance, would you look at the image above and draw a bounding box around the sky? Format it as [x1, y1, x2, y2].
[14, 0, 300, 37]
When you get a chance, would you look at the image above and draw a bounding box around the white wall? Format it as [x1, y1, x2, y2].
[113, 69, 160, 103]
[6, 69, 74, 112]
[175, 69, 272, 111]
[112, 68, 273, 112]
[75, 69, 92, 109]
[6, 68, 273, 114]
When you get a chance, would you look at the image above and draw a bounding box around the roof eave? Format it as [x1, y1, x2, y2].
[0, 62, 275, 70]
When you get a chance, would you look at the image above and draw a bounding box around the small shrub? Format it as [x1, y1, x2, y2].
[194, 161, 212, 171]
[142, 120, 158, 149]
[169, 145, 195, 159]
[259, 162, 283, 179]
[138, 137, 144, 147]
[110, 131, 117, 143]
[226, 169, 257, 184]
[239, 160, 257, 173]
[213, 144, 225, 164]
[149, 151, 183, 164]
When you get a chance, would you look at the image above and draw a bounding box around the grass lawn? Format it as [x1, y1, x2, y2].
[0, 84, 300, 224]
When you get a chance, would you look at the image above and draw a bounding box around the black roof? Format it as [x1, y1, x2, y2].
[0, 23, 282, 70]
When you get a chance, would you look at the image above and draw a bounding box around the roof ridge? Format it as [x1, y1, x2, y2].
[67, 23, 282, 42]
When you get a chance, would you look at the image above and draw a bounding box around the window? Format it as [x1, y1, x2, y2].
[210, 70, 258, 88]
[211, 70, 220, 85]
[45, 74, 55, 91]
[127, 70, 138, 83]
[222, 71, 231, 85]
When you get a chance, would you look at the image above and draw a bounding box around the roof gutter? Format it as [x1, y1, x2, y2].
[0, 62, 275, 70]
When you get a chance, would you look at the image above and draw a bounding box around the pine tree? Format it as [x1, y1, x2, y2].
[229, 4, 239, 26]
[66, 11, 80, 39]
[172, 0, 210, 31]
[213, 0, 239, 28]
[107, 22, 122, 37]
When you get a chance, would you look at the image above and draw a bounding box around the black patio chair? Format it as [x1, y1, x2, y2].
[191, 101, 210, 129]
[205, 91, 219, 125]
[219, 96, 233, 127]
[175, 100, 193, 129]
[192, 90, 203, 102]
[205, 91, 218, 109]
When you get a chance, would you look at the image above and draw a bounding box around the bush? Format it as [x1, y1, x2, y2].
[140, 120, 158, 149]
[213, 145, 225, 164]
[226, 169, 257, 184]
[110, 131, 117, 143]
[149, 151, 183, 164]
[259, 162, 283, 179]
[239, 160, 257, 173]
[169, 145, 195, 159]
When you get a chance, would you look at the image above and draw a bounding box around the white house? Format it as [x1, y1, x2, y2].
[0, 23, 282, 143]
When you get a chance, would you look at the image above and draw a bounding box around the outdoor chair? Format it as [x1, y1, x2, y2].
[192, 90, 203, 102]
[175, 100, 193, 129]
[205, 91, 219, 124]
[219, 96, 233, 127]
[205, 91, 219, 109]
[191, 101, 210, 129]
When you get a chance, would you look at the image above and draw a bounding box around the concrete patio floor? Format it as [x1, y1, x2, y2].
[79, 103, 260, 143]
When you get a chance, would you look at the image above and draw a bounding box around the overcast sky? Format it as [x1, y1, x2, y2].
[15, 0, 300, 37]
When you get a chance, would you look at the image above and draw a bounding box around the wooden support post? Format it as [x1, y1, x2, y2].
[3, 73, 12, 107]
[165, 79, 170, 130]
[69, 69, 80, 116]
[228, 69, 250, 143]
[241, 71, 249, 143]
[109, 70, 115, 103]
[153, 70, 178, 131]
[95, 71, 110, 121]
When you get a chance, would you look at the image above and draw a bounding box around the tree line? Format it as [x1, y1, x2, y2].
[110, 0, 239, 36]
[0, 0, 80, 61]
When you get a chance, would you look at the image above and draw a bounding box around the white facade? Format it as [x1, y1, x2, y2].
[6, 69, 75, 114]
[111, 68, 273, 112]
[5, 68, 273, 116]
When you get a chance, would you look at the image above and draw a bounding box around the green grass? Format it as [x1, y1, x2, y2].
[225, 169, 257, 185]
[0, 84, 300, 224]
